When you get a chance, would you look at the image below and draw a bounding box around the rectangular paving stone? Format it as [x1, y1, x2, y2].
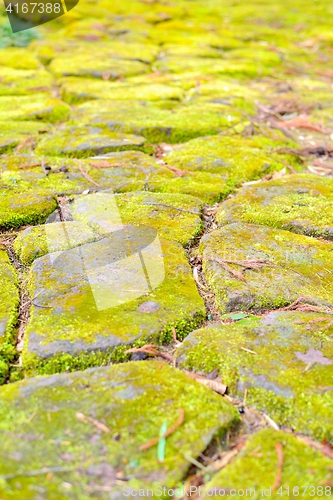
[200, 222, 333, 313]
[0, 361, 239, 498]
[23, 234, 205, 375]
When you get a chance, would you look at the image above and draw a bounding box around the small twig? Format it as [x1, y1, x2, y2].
[78, 161, 101, 187]
[172, 327, 181, 345]
[140, 409, 185, 450]
[125, 344, 175, 362]
[76, 412, 111, 433]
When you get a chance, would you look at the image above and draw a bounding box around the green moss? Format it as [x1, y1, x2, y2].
[72, 191, 203, 246]
[60, 77, 184, 104]
[0, 95, 70, 123]
[71, 99, 244, 144]
[203, 429, 333, 498]
[0, 121, 53, 153]
[35, 125, 152, 157]
[22, 237, 205, 375]
[48, 49, 149, 79]
[217, 173, 333, 239]
[0, 361, 239, 498]
[176, 311, 333, 441]
[0, 47, 40, 69]
[0, 251, 19, 384]
[0, 68, 54, 96]
[200, 223, 333, 313]
[13, 221, 98, 265]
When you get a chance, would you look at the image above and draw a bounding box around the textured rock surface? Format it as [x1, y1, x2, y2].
[217, 174, 333, 239]
[176, 312, 333, 440]
[0, 251, 19, 384]
[0, 361, 239, 498]
[203, 429, 333, 499]
[35, 125, 150, 157]
[23, 235, 205, 374]
[200, 223, 333, 313]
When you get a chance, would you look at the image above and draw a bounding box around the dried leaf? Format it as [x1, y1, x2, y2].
[277, 114, 329, 134]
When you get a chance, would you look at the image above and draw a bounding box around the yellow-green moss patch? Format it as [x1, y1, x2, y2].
[176, 311, 333, 441]
[0, 96, 69, 123]
[200, 223, 333, 313]
[35, 125, 151, 157]
[0, 251, 19, 384]
[71, 100, 244, 143]
[23, 236, 205, 375]
[0, 361, 239, 498]
[217, 173, 333, 239]
[203, 429, 333, 498]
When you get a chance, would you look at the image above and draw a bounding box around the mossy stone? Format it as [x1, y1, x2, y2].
[23, 235, 205, 375]
[0, 361, 239, 498]
[0, 68, 54, 96]
[0, 121, 52, 154]
[13, 221, 98, 266]
[200, 223, 333, 313]
[35, 125, 150, 157]
[176, 311, 333, 441]
[48, 52, 149, 79]
[72, 191, 203, 246]
[0, 96, 70, 123]
[60, 77, 184, 104]
[0, 251, 19, 384]
[203, 429, 333, 498]
[163, 136, 292, 199]
[71, 100, 243, 143]
[217, 174, 333, 240]
[0, 48, 40, 69]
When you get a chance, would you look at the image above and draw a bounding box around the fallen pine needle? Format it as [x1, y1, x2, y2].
[76, 412, 111, 433]
[241, 347, 258, 355]
[263, 413, 279, 431]
[89, 161, 126, 169]
[272, 443, 284, 491]
[140, 409, 185, 451]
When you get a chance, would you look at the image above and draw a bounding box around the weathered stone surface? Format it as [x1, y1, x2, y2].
[163, 136, 294, 198]
[0, 68, 54, 96]
[0, 121, 52, 154]
[73, 191, 203, 246]
[35, 125, 150, 157]
[0, 153, 183, 229]
[23, 234, 205, 374]
[217, 174, 333, 240]
[49, 51, 149, 79]
[203, 429, 333, 498]
[0, 48, 40, 69]
[60, 77, 184, 104]
[200, 223, 333, 313]
[0, 251, 19, 384]
[0, 361, 239, 497]
[14, 221, 98, 265]
[0, 95, 69, 123]
[176, 311, 333, 440]
[71, 100, 243, 143]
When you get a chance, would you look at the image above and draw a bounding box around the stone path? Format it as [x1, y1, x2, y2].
[0, 0, 333, 497]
